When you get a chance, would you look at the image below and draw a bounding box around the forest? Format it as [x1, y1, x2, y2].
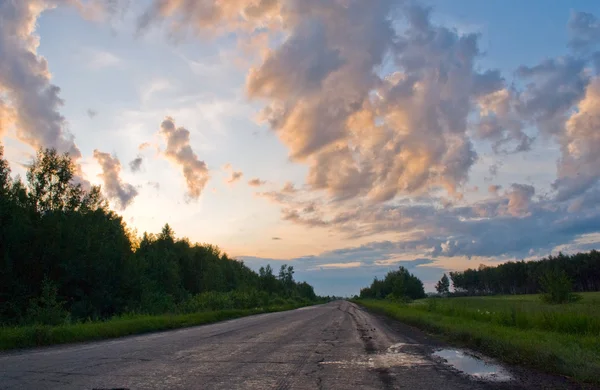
[358, 266, 426, 301]
[0, 145, 318, 326]
[448, 251, 600, 296]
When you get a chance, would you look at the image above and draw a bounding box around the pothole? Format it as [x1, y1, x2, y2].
[432, 349, 512, 382]
[319, 343, 431, 369]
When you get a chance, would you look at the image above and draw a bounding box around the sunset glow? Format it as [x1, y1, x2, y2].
[2, 0, 600, 296]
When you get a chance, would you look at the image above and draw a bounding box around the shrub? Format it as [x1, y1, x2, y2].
[25, 278, 69, 326]
[386, 293, 413, 304]
[539, 269, 582, 304]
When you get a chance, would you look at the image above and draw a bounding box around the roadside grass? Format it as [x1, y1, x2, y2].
[355, 293, 600, 384]
[411, 292, 600, 335]
[0, 303, 313, 351]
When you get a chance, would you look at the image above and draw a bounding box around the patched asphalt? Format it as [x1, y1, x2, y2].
[0, 301, 587, 389]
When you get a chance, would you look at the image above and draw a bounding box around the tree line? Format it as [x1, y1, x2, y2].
[359, 266, 426, 301]
[0, 146, 318, 326]
[446, 251, 600, 296]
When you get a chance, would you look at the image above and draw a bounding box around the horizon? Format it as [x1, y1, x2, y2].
[2, 0, 600, 296]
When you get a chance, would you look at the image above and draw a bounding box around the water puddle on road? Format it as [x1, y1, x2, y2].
[432, 349, 512, 382]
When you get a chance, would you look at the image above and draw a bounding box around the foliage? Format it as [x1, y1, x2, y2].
[406, 293, 600, 335]
[539, 269, 582, 304]
[449, 252, 600, 296]
[356, 293, 600, 384]
[359, 266, 425, 301]
[435, 273, 450, 295]
[0, 302, 313, 351]
[0, 146, 320, 327]
[25, 278, 69, 326]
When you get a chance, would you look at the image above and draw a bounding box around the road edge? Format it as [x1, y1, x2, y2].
[0, 302, 322, 353]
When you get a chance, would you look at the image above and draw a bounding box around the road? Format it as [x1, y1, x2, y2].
[0, 301, 578, 390]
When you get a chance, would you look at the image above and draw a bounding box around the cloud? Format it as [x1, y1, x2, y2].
[505, 183, 535, 217]
[129, 155, 143, 172]
[516, 56, 589, 137]
[281, 181, 297, 193]
[568, 11, 600, 51]
[93, 150, 138, 210]
[159, 116, 210, 200]
[81, 47, 121, 69]
[0, 0, 81, 159]
[137, 0, 281, 38]
[223, 163, 243, 184]
[147, 181, 160, 190]
[138, 2, 600, 207]
[317, 262, 362, 270]
[223, 164, 243, 184]
[139, 1, 505, 201]
[0, 98, 15, 137]
[263, 183, 600, 260]
[141, 78, 171, 104]
[138, 2, 600, 271]
[488, 184, 502, 194]
[248, 178, 266, 187]
[138, 142, 151, 150]
[272, 236, 282, 240]
[0, 0, 128, 191]
[552, 77, 600, 203]
[228, 171, 243, 183]
[475, 88, 533, 153]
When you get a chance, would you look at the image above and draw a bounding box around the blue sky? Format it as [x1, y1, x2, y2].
[2, 0, 600, 296]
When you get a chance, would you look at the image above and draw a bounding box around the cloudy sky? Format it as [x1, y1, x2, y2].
[2, 0, 600, 296]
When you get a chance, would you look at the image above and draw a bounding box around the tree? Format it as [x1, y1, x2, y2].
[0, 143, 321, 325]
[539, 269, 581, 304]
[435, 273, 450, 295]
[448, 251, 600, 296]
[259, 264, 278, 294]
[0, 145, 10, 195]
[25, 277, 69, 325]
[278, 264, 295, 295]
[359, 266, 425, 301]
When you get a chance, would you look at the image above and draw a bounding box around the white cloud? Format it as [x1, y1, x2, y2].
[315, 262, 362, 269]
[159, 116, 210, 201]
[81, 47, 122, 69]
[140, 78, 171, 104]
[93, 150, 138, 210]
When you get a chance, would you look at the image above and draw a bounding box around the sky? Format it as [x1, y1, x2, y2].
[1, 0, 600, 297]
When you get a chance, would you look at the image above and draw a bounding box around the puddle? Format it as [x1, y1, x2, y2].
[432, 349, 512, 382]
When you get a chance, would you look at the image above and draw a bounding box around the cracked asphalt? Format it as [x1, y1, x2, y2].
[0, 301, 583, 389]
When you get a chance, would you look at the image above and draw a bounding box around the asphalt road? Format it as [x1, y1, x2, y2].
[0, 301, 579, 390]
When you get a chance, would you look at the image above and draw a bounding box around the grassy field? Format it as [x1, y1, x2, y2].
[0, 303, 313, 351]
[355, 292, 600, 384]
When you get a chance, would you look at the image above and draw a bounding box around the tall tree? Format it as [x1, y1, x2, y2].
[359, 266, 425, 300]
[0, 144, 320, 325]
[435, 273, 450, 295]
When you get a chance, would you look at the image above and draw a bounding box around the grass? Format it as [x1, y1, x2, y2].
[354, 292, 600, 384]
[0, 303, 313, 351]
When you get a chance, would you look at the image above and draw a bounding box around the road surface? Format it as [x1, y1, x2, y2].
[0, 301, 578, 389]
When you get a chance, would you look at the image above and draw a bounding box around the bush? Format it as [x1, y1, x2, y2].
[271, 297, 287, 306]
[539, 269, 582, 304]
[386, 293, 413, 304]
[140, 291, 176, 314]
[25, 278, 69, 326]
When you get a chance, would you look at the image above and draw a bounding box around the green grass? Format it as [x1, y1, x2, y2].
[0, 303, 313, 351]
[355, 292, 600, 384]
